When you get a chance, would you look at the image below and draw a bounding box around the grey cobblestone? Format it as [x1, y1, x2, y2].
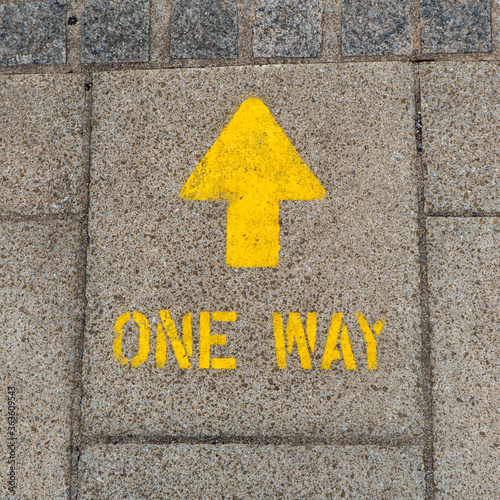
[81, 0, 150, 63]
[341, 0, 412, 56]
[170, 0, 237, 59]
[420, 0, 492, 53]
[0, 1, 66, 66]
[253, 0, 322, 58]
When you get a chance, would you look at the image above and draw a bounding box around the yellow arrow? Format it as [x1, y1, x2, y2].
[180, 98, 325, 268]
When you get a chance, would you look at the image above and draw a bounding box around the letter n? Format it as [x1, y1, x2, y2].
[156, 311, 192, 369]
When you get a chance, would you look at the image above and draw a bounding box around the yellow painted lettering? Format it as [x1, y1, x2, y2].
[306, 313, 317, 353]
[273, 312, 315, 369]
[113, 312, 130, 366]
[320, 313, 342, 369]
[131, 312, 150, 367]
[272, 313, 287, 369]
[156, 310, 191, 369]
[340, 325, 356, 370]
[199, 311, 236, 369]
[182, 312, 193, 357]
[355, 313, 385, 370]
[113, 311, 150, 368]
[320, 314, 356, 370]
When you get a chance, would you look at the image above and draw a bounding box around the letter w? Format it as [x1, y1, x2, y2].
[156, 311, 192, 369]
[273, 312, 316, 369]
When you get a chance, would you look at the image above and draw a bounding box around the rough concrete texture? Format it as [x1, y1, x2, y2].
[428, 218, 500, 498]
[0, 221, 81, 498]
[81, 0, 150, 63]
[170, 0, 237, 59]
[341, 0, 412, 56]
[421, 62, 499, 213]
[82, 63, 421, 439]
[79, 444, 425, 498]
[0, 74, 84, 216]
[420, 0, 492, 54]
[253, 0, 322, 58]
[0, 1, 66, 66]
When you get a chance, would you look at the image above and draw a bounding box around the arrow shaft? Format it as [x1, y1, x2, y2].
[226, 198, 280, 267]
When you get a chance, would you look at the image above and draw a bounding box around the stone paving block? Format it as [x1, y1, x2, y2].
[0, 221, 81, 498]
[81, 0, 149, 63]
[421, 62, 500, 213]
[253, 0, 322, 58]
[341, 0, 412, 56]
[0, 74, 84, 216]
[79, 444, 425, 498]
[428, 218, 500, 498]
[170, 0, 237, 59]
[0, 1, 66, 66]
[420, 0, 492, 54]
[82, 63, 421, 439]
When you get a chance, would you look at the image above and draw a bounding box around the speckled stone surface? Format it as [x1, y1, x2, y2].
[0, 221, 81, 498]
[341, 0, 412, 56]
[421, 62, 499, 213]
[428, 218, 500, 498]
[253, 0, 322, 58]
[0, 74, 84, 216]
[82, 63, 422, 439]
[81, 0, 149, 63]
[420, 0, 492, 54]
[170, 0, 237, 59]
[0, 1, 66, 66]
[79, 444, 425, 498]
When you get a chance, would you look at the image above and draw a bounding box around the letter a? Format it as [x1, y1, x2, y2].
[320, 313, 356, 370]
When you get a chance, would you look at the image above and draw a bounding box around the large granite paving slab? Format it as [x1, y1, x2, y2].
[428, 218, 500, 498]
[421, 62, 499, 213]
[82, 63, 421, 439]
[0, 221, 82, 498]
[0, 74, 84, 215]
[79, 444, 425, 498]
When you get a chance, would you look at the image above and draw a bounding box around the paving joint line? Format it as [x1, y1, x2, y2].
[80, 434, 424, 448]
[0, 213, 81, 222]
[1, 53, 500, 77]
[428, 212, 500, 218]
[413, 63, 435, 500]
[410, 0, 423, 57]
[68, 70, 93, 500]
[237, 0, 254, 65]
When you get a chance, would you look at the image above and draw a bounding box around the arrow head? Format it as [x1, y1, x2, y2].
[180, 98, 325, 202]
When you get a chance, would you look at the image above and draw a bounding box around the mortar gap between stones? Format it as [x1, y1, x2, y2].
[68, 71, 94, 500]
[413, 62, 436, 500]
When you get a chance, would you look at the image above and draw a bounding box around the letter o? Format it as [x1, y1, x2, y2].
[113, 312, 150, 367]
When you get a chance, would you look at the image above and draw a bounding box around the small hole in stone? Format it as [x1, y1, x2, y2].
[68, 16, 78, 25]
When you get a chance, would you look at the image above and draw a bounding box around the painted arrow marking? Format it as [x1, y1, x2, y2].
[180, 98, 325, 268]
